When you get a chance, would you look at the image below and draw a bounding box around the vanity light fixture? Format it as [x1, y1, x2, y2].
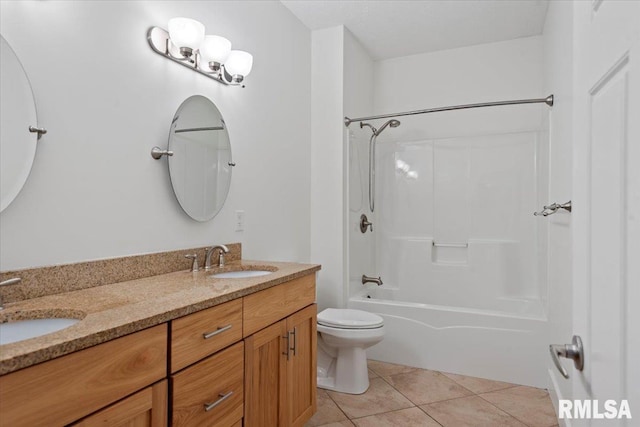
[147, 18, 253, 87]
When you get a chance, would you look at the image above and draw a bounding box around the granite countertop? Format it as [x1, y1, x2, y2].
[0, 260, 320, 375]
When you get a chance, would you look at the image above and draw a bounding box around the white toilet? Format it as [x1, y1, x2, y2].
[316, 308, 385, 394]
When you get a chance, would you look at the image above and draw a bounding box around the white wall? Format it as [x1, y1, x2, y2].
[542, 0, 574, 413]
[372, 36, 545, 139]
[311, 26, 344, 310]
[0, 1, 311, 271]
[310, 26, 375, 311]
[343, 29, 375, 305]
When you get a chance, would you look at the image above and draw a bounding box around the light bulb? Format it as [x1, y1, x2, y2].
[168, 17, 205, 57]
[224, 50, 253, 81]
[200, 35, 231, 68]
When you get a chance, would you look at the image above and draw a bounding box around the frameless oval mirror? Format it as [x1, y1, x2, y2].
[167, 95, 232, 221]
[0, 35, 39, 212]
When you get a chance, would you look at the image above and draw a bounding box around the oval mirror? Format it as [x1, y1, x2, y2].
[167, 95, 233, 221]
[0, 35, 39, 212]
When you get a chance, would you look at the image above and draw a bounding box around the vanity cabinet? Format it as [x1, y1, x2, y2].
[244, 274, 317, 427]
[72, 380, 168, 427]
[0, 272, 317, 427]
[0, 325, 167, 427]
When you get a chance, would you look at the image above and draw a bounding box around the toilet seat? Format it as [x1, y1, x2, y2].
[318, 308, 384, 329]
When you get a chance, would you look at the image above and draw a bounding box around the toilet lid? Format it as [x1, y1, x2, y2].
[317, 308, 384, 329]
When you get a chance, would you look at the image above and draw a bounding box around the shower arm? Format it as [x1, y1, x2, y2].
[344, 95, 554, 127]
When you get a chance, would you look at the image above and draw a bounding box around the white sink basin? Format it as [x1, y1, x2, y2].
[211, 270, 273, 279]
[0, 318, 80, 345]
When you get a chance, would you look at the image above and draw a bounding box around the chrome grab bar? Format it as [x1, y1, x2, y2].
[432, 241, 468, 248]
[204, 391, 233, 412]
[202, 324, 232, 339]
[534, 200, 572, 217]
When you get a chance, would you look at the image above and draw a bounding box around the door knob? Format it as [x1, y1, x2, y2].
[549, 335, 584, 379]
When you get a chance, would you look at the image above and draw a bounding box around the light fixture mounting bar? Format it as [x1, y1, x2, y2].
[147, 27, 244, 88]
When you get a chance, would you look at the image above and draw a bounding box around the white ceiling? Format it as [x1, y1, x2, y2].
[281, 0, 549, 60]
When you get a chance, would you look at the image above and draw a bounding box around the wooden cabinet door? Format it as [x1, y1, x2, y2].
[286, 304, 317, 427]
[244, 319, 288, 427]
[72, 380, 167, 427]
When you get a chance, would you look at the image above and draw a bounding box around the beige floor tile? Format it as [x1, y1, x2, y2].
[442, 372, 517, 393]
[479, 385, 558, 427]
[326, 378, 414, 419]
[352, 407, 440, 427]
[421, 395, 527, 427]
[368, 359, 417, 377]
[368, 369, 378, 379]
[384, 369, 473, 405]
[306, 389, 349, 426]
[308, 422, 355, 427]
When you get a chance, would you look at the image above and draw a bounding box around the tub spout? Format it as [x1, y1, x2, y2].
[362, 275, 383, 286]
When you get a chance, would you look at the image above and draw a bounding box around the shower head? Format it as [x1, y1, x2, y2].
[374, 119, 401, 136]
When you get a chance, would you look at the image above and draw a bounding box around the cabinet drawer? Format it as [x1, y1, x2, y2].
[171, 298, 243, 372]
[172, 341, 244, 427]
[0, 325, 167, 427]
[243, 274, 316, 337]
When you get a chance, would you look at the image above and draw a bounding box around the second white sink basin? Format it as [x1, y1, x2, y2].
[211, 270, 273, 279]
[0, 318, 80, 346]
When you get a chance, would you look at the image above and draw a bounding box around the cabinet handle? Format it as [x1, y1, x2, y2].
[283, 332, 291, 360]
[203, 324, 232, 339]
[290, 328, 297, 356]
[204, 391, 233, 412]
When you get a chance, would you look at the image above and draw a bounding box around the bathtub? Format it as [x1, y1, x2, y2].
[348, 287, 548, 388]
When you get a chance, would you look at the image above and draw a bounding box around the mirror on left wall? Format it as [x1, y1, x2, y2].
[0, 35, 40, 212]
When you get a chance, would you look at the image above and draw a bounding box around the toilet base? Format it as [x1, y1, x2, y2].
[317, 346, 371, 394]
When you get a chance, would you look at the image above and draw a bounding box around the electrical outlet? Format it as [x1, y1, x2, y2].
[235, 210, 245, 232]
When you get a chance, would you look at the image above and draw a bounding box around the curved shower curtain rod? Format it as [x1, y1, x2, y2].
[343, 95, 554, 127]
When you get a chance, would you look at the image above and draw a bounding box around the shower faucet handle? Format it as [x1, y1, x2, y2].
[360, 214, 373, 233]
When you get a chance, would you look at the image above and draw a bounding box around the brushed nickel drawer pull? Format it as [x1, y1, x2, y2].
[203, 324, 232, 339]
[290, 327, 297, 356]
[283, 332, 291, 360]
[204, 391, 233, 412]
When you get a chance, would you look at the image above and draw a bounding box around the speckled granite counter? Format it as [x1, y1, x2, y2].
[0, 260, 320, 375]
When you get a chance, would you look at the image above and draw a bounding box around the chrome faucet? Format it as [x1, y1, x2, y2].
[362, 275, 383, 286]
[205, 245, 230, 270]
[0, 278, 22, 310]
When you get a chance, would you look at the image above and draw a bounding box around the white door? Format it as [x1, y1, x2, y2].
[572, 0, 640, 425]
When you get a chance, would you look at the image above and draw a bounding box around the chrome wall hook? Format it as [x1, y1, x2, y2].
[534, 200, 572, 217]
[150, 146, 174, 159]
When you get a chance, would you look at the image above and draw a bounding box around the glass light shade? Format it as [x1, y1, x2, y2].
[200, 35, 231, 65]
[225, 50, 253, 77]
[168, 18, 205, 50]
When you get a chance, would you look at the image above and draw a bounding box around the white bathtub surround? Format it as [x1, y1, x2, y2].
[347, 36, 549, 387]
[350, 289, 547, 388]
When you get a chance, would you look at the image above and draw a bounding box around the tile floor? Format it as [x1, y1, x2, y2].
[306, 360, 558, 427]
